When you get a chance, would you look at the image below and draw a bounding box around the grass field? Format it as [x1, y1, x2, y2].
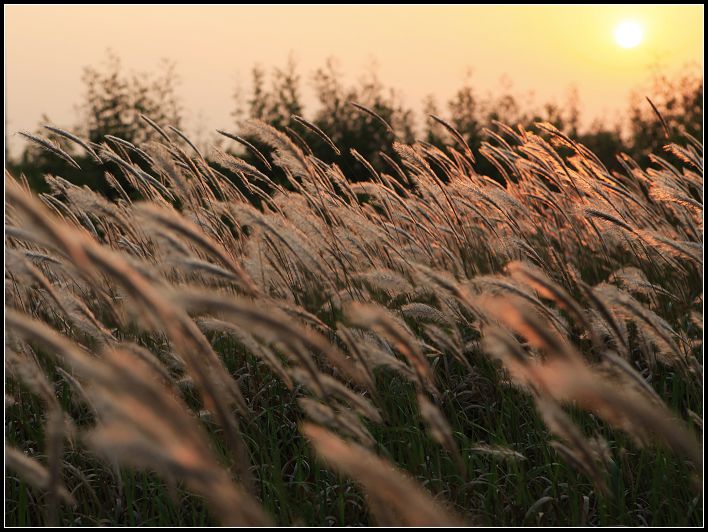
[4, 115, 703, 526]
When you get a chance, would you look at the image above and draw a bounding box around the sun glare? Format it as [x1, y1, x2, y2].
[615, 20, 643, 48]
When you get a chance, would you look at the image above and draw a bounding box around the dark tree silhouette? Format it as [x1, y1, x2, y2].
[9, 56, 702, 193]
[81, 51, 181, 145]
[627, 67, 703, 164]
[9, 51, 183, 194]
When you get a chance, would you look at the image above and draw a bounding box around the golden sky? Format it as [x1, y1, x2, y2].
[4, 5, 703, 154]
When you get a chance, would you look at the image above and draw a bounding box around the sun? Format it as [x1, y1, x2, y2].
[615, 20, 643, 49]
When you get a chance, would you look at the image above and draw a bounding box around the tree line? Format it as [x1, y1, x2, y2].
[7, 52, 703, 195]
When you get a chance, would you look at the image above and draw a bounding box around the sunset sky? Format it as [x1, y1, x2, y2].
[5, 5, 703, 155]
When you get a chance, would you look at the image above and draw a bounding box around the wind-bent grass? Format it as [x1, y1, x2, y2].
[5, 115, 703, 526]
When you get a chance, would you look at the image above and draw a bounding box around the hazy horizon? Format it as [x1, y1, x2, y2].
[5, 5, 704, 156]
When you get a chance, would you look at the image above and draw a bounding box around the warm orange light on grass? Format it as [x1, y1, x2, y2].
[615, 20, 643, 48]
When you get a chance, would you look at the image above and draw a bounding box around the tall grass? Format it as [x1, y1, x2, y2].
[5, 113, 703, 526]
